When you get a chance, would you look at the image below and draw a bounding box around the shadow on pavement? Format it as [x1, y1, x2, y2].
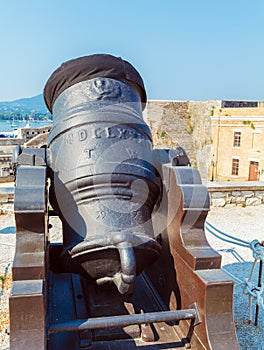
[222, 260, 264, 350]
[0, 226, 16, 234]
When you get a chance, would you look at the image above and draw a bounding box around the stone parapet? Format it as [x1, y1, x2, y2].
[207, 181, 264, 207]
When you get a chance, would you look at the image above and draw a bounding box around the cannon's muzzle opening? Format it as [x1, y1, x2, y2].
[44, 54, 162, 294]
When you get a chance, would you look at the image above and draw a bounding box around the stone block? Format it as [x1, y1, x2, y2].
[212, 198, 226, 207]
[225, 197, 232, 204]
[211, 192, 226, 199]
[255, 191, 264, 198]
[241, 191, 254, 198]
[234, 197, 246, 204]
[246, 197, 262, 206]
[232, 191, 242, 197]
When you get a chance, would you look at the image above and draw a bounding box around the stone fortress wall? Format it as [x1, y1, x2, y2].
[144, 100, 219, 179]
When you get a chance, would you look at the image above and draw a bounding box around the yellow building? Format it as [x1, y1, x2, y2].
[211, 101, 264, 182]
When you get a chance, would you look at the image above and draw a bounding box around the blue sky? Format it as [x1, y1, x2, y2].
[0, 0, 263, 102]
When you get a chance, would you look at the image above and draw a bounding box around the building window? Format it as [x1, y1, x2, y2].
[233, 131, 241, 147]
[232, 158, 239, 176]
[251, 131, 262, 150]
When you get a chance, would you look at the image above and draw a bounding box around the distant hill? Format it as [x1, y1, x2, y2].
[0, 94, 49, 114]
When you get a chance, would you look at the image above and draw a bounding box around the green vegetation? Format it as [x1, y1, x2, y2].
[160, 130, 166, 137]
[242, 120, 255, 129]
[210, 106, 215, 116]
[0, 275, 6, 289]
[187, 123, 194, 134]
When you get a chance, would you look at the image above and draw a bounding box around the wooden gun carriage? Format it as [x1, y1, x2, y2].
[9, 55, 240, 349]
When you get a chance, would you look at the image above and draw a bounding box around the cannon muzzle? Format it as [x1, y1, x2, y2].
[44, 54, 161, 294]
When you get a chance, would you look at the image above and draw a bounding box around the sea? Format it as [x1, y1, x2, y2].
[0, 119, 53, 190]
[0, 119, 52, 134]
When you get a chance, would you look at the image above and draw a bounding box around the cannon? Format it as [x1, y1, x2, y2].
[9, 54, 240, 349]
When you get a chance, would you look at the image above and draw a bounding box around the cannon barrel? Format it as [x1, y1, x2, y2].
[9, 54, 241, 350]
[44, 54, 161, 294]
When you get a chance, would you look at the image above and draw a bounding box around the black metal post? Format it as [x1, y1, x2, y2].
[254, 259, 263, 326]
